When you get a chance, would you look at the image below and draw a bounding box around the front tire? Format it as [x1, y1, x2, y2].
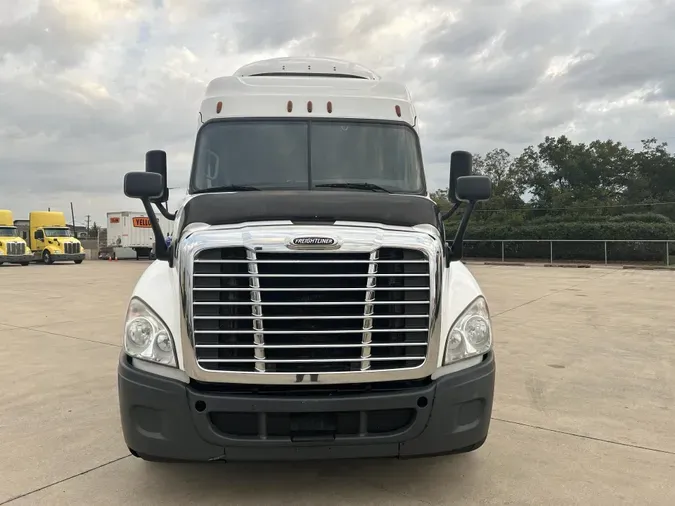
[42, 250, 53, 265]
[74, 260, 83, 264]
[20, 262, 29, 266]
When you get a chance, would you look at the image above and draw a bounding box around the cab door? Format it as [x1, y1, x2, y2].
[34, 229, 46, 252]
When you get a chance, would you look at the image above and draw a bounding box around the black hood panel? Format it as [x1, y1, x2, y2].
[179, 191, 443, 234]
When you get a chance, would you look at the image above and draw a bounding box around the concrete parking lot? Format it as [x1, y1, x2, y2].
[1, 261, 673, 505]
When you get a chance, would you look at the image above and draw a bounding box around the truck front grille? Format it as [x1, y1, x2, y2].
[6, 242, 25, 255]
[191, 247, 431, 374]
[64, 242, 79, 254]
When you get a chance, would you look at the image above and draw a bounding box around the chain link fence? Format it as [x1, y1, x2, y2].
[463, 239, 674, 266]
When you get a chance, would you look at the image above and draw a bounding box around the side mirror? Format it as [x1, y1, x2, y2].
[145, 150, 169, 204]
[122, 171, 169, 262]
[124, 172, 164, 200]
[448, 150, 472, 204]
[445, 153, 492, 265]
[455, 175, 492, 202]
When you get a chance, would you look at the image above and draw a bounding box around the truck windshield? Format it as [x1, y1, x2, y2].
[44, 228, 72, 238]
[0, 227, 17, 237]
[190, 119, 425, 194]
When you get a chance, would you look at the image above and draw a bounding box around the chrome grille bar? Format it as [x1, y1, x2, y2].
[193, 273, 428, 278]
[198, 357, 426, 364]
[361, 250, 378, 371]
[195, 259, 427, 264]
[195, 328, 429, 334]
[193, 314, 429, 320]
[248, 249, 265, 373]
[194, 286, 429, 292]
[196, 342, 428, 349]
[194, 300, 430, 306]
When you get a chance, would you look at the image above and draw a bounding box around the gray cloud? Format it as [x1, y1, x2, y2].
[1, 0, 674, 225]
[0, 1, 97, 69]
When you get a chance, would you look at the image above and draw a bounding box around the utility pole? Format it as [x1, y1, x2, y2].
[85, 214, 91, 232]
[70, 202, 75, 234]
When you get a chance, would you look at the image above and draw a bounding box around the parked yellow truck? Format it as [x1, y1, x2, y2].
[0, 210, 32, 266]
[28, 211, 85, 264]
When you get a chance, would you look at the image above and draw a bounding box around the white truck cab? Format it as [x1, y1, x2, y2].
[118, 57, 495, 462]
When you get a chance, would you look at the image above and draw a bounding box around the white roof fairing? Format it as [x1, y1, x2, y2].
[196, 57, 416, 126]
[233, 57, 382, 80]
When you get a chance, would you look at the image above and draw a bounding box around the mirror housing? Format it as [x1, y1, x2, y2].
[123, 171, 169, 262]
[145, 150, 169, 204]
[455, 175, 492, 202]
[448, 151, 472, 204]
[124, 172, 164, 200]
[445, 152, 493, 266]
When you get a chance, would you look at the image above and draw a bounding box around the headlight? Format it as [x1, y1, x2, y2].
[124, 297, 177, 367]
[443, 296, 492, 365]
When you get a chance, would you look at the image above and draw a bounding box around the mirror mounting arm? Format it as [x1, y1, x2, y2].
[446, 200, 476, 267]
[140, 198, 170, 262]
[440, 202, 461, 221]
[155, 202, 176, 221]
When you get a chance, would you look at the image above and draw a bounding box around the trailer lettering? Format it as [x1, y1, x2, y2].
[132, 217, 152, 228]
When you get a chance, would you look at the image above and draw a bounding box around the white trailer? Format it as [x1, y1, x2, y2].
[106, 211, 174, 259]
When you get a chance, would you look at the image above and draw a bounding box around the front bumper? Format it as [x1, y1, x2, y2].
[118, 351, 495, 462]
[49, 253, 85, 262]
[0, 254, 33, 264]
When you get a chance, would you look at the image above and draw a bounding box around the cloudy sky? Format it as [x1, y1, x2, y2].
[1, 0, 674, 226]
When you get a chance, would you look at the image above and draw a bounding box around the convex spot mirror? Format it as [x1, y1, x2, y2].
[145, 150, 169, 204]
[124, 172, 164, 200]
[455, 175, 492, 202]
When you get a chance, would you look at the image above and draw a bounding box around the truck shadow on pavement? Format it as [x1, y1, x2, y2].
[134, 453, 483, 502]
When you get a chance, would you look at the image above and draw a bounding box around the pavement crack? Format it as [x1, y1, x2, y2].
[27, 328, 121, 348]
[0, 455, 131, 505]
[0, 322, 120, 349]
[493, 268, 619, 318]
[493, 417, 675, 456]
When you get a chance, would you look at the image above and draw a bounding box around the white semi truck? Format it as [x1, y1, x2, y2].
[118, 57, 495, 462]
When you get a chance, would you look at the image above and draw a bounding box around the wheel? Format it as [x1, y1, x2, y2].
[20, 262, 29, 266]
[74, 260, 83, 264]
[42, 250, 53, 265]
[0, 262, 4, 266]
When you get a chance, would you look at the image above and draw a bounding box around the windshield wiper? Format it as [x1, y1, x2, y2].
[315, 182, 391, 193]
[196, 185, 261, 193]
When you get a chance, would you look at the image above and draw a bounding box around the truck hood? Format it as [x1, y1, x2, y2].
[177, 190, 443, 236]
[47, 238, 81, 244]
